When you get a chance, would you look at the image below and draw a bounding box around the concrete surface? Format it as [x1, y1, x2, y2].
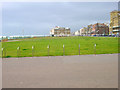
[0, 58, 2, 90]
[2, 54, 118, 88]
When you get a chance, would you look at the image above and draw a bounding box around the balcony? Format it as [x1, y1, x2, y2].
[112, 29, 120, 32]
[112, 26, 120, 29]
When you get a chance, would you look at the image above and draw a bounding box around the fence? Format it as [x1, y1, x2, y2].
[1, 44, 97, 58]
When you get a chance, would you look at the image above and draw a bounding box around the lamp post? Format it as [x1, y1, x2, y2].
[22, 29, 24, 39]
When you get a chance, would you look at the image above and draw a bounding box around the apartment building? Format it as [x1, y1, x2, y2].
[50, 26, 71, 36]
[109, 10, 120, 35]
[91, 23, 109, 35]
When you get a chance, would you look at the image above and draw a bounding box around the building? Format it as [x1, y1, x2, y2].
[80, 27, 87, 35]
[74, 30, 81, 36]
[0, 36, 8, 42]
[50, 26, 71, 36]
[74, 23, 109, 36]
[91, 23, 109, 35]
[109, 10, 120, 35]
[87, 24, 93, 36]
[74, 30, 80, 36]
[79, 25, 92, 36]
[74, 27, 90, 36]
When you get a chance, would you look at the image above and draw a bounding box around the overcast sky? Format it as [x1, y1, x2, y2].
[2, 2, 118, 36]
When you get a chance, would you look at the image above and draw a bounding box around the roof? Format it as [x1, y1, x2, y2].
[53, 26, 70, 30]
[111, 10, 120, 13]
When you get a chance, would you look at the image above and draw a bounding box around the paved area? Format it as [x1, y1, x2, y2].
[2, 54, 118, 88]
[0, 58, 2, 90]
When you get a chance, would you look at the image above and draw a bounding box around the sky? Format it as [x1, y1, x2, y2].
[2, 2, 118, 36]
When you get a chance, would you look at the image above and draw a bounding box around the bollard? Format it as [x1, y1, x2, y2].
[32, 46, 34, 57]
[79, 44, 80, 55]
[4, 48, 6, 58]
[94, 44, 96, 55]
[63, 44, 65, 56]
[2, 48, 3, 58]
[47, 45, 50, 56]
[17, 47, 20, 57]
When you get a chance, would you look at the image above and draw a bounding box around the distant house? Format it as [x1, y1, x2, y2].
[80, 25, 92, 36]
[91, 23, 109, 35]
[74, 28, 83, 36]
[80, 27, 87, 36]
[74, 30, 80, 36]
[50, 26, 71, 37]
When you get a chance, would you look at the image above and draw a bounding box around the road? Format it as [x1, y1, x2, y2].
[2, 54, 118, 88]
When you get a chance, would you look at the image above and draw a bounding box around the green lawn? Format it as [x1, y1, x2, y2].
[1, 36, 119, 58]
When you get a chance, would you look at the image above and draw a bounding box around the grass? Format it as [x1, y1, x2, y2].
[1, 36, 119, 58]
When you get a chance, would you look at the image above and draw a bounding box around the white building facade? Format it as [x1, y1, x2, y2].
[50, 26, 71, 36]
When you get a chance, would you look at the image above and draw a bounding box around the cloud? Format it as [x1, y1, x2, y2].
[2, 2, 118, 36]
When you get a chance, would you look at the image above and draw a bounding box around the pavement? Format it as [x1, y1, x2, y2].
[2, 54, 118, 88]
[0, 58, 2, 90]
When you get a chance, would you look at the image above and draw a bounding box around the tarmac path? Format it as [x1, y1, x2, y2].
[2, 54, 118, 88]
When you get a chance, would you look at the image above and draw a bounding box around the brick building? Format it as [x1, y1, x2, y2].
[91, 23, 109, 35]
